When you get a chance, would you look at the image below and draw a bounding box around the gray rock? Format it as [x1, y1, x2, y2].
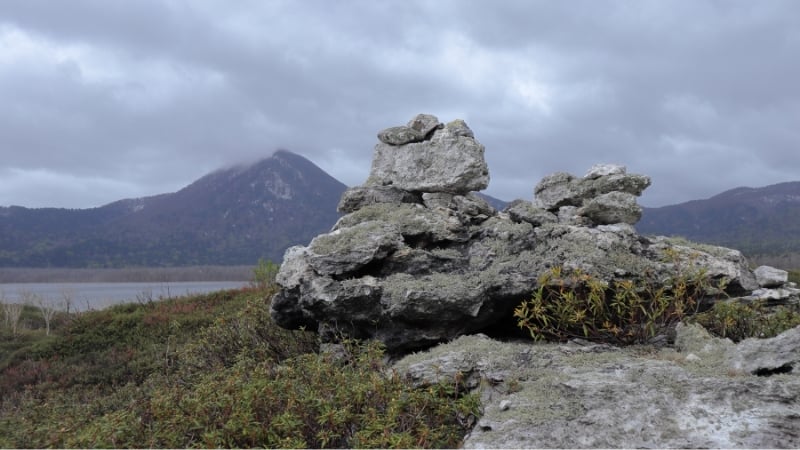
[407, 113, 443, 136]
[377, 126, 425, 145]
[422, 192, 495, 224]
[578, 191, 642, 225]
[271, 117, 767, 352]
[337, 185, 421, 213]
[726, 325, 800, 375]
[674, 321, 734, 360]
[393, 330, 800, 449]
[504, 199, 557, 227]
[754, 265, 789, 288]
[376, 114, 444, 145]
[306, 221, 403, 276]
[584, 163, 627, 179]
[743, 286, 800, 306]
[368, 117, 489, 194]
[647, 236, 759, 295]
[533, 166, 651, 227]
[533, 172, 581, 210]
[334, 203, 470, 244]
[586, 172, 651, 197]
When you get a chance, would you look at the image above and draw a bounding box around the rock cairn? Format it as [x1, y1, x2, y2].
[270, 113, 792, 352]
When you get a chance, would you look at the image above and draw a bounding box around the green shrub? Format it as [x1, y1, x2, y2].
[251, 258, 280, 290]
[70, 340, 480, 449]
[691, 300, 800, 342]
[1, 285, 481, 449]
[177, 285, 318, 377]
[788, 269, 800, 284]
[514, 265, 719, 345]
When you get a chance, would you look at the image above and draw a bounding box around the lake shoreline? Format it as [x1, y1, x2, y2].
[0, 280, 250, 312]
[0, 265, 254, 283]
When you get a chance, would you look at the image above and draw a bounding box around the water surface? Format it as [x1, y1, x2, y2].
[0, 281, 248, 311]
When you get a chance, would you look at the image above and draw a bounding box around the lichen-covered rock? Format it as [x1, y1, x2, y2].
[376, 113, 444, 145]
[337, 185, 421, 213]
[533, 172, 581, 210]
[368, 115, 489, 194]
[726, 325, 800, 375]
[647, 237, 759, 294]
[421, 192, 495, 224]
[504, 199, 558, 226]
[578, 191, 642, 225]
[270, 114, 769, 352]
[306, 221, 403, 276]
[393, 328, 800, 449]
[533, 164, 650, 226]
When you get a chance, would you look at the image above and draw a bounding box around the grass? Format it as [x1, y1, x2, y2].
[0, 283, 479, 448]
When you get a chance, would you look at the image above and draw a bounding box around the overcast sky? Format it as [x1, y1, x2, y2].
[1, 0, 799, 209]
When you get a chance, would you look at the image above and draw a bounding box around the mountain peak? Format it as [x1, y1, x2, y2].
[0, 151, 348, 267]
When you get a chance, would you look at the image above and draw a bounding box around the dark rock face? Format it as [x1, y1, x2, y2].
[270, 114, 779, 352]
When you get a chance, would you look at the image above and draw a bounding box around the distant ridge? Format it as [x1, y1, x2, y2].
[637, 181, 800, 256]
[0, 150, 346, 267]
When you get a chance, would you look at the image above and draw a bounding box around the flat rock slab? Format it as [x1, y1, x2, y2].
[394, 325, 800, 449]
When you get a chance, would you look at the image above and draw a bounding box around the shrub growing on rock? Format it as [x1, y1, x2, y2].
[514, 265, 721, 345]
[691, 300, 800, 342]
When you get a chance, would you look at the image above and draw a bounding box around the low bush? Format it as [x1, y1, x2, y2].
[691, 300, 800, 342]
[514, 265, 718, 345]
[70, 340, 480, 449]
[1, 284, 480, 448]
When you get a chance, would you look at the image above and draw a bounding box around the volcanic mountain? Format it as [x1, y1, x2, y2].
[0, 150, 347, 267]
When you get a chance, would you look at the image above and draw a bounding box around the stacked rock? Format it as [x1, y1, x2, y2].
[533, 164, 651, 226]
[270, 113, 760, 352]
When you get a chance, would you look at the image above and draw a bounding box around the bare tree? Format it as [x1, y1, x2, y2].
[2, 290, 24, 336]
[60, 286, 76, 315]
[21, 290, 57, 336]
[39, 299, 58, 336]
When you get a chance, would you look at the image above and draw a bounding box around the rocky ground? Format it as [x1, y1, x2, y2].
[394, 323, 799, 448]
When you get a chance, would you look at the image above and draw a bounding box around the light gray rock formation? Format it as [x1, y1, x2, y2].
[725, 324, 799, 375]
[578, 191, 642, 225]
[393, 325, 800, 448]
[368, 116, 489, 194]
[754, 265, 789, 288]
[723, 265, 798, 306]
[377, 113, 443, 145]
[271, 114, 767, 352]
[337, 186, 421, 214]
[533, 164, 651, 225]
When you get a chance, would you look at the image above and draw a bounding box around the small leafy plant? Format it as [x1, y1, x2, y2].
[514, 265, 720, 345]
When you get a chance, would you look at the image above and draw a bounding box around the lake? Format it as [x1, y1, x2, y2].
[0, 281, 249, 312]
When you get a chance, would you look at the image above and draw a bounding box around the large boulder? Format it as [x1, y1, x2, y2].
[270, 114, 767, 352]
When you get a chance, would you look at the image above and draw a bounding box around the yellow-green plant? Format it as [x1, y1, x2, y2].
[514, 265, 718, 345]
[691, 300, 800, 342]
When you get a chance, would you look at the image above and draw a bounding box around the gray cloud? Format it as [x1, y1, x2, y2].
[1, 0, 799, 208]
